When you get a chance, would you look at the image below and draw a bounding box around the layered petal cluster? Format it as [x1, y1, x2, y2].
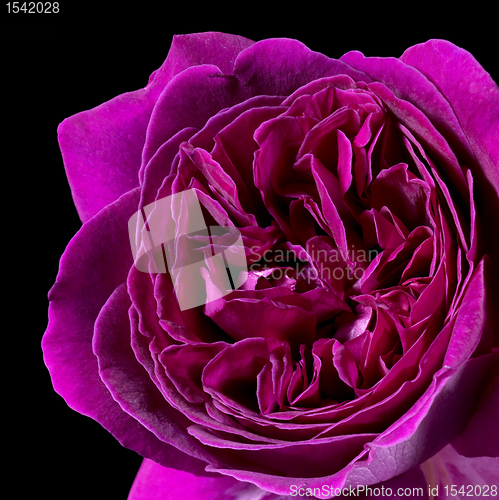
[43, 33, 499, 498]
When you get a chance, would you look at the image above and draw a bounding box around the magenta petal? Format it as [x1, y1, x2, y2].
[43, 188, 138, 415]
[205, 294, 317, 349]
[233, 37, 370, 97]
[340, 50, 470, 199]
[161, 343, 227, 404]
[58, 101, 149, 222]
[202, 337, 282, 414]
[58, 32, 254, 223]
[400, 39, 499, 196]
[421, 444, 499, 500]
[93, 283, 217, 469]
[42, 189, 178, 465]
[444, 258, 488, 369]
[41, 187, 212, 474]
[142, 64, 244, 167]
[128, 458, 278, 500]
[209, 352, 496, 495]
[349, 353, 497, 486]
[163, 32, 255, 79]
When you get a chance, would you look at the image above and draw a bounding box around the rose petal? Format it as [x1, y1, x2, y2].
[42, 189, 206, 472]
[202, 337, 284, 415]
[233, 37, 370, 97]
[94, 282, 219, 469]
[58, 103, 147, 222]
[400, 39, 499, 196]
[163, 32, 255, 81]
[127, 458, 278, 500]
[58, 33, 253, 222]
[204, 289, 317, 351]
[190, 424, 376, 479]
[206, 347, 496, 496]
[369, 163, 432, 231]
[341, 46, 474, 196]
[142, 64, 245, 167]
[421, 444, 499, 500]
[161, 343, 227, 404]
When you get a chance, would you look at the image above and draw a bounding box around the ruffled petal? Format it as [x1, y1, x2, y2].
[58, 32, 254, 222]
[42, 189, 176, 464]
[206, 351, 496, 495]
[93, 283, 219, 469]
[400, 39, 499, 196]
[142, 64, 246, 168]
[340, 48, 470, 201]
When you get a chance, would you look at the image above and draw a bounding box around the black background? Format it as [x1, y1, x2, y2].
[2, 4, 496, 500]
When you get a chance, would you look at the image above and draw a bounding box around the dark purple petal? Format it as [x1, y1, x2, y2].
[451, 370, 499, 458]
[202, 337, 283, 414]
[205, 293, 317, 349]
[369, 163, 432, 230]
[161, 343, 227, 404]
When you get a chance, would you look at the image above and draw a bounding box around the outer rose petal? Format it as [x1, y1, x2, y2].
[127, 459, 282, 500]
[421, 444, 499, 500]
[58, 32, 254, 222]
[93, 282, 220, 471]
[233, 37, 372, 97]
[400, 39, 499, 196]
[43, 188, 138, 417]
[42, 189, 207, 472]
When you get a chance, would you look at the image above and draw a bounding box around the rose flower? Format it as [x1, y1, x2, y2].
[43, 32, 498, 498]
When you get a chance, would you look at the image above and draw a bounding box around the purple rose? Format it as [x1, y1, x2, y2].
[43, 32, 499, 498]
